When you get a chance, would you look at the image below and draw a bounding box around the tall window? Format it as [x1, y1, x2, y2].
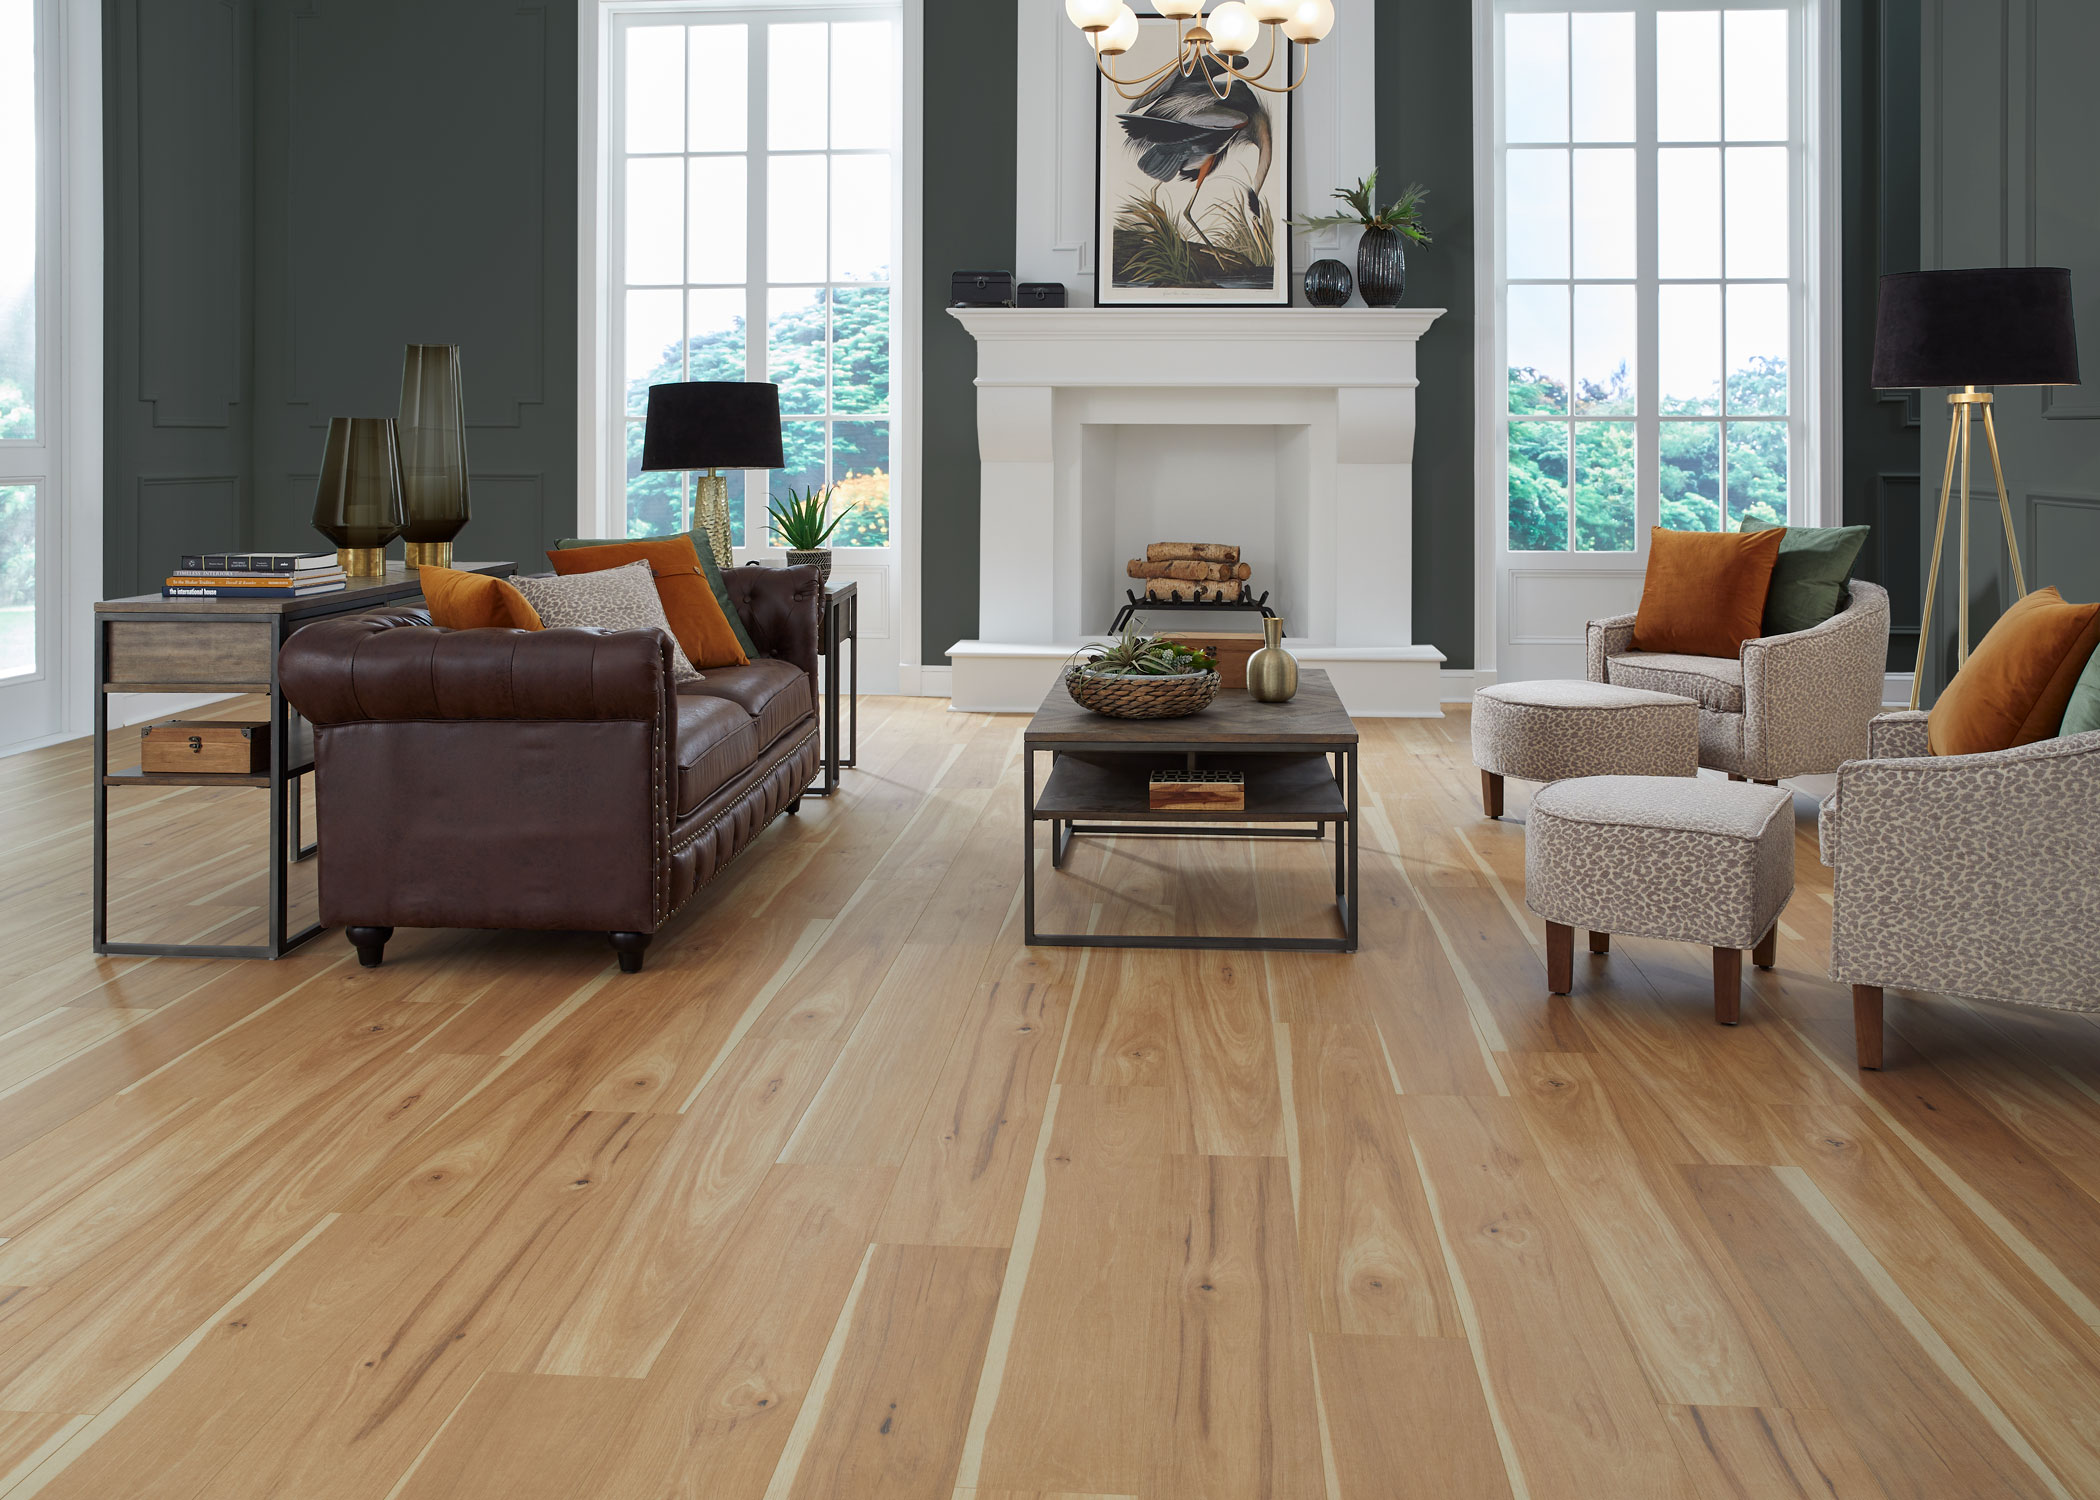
[1500, 3, 1802, 553]
[613, 8, 897, 549]
[0, 0, 41, 682]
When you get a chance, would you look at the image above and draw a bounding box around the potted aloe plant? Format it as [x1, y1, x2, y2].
[767, 484, 853, 583]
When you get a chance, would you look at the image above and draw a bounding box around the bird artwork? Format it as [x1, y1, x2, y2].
[1100, 37, 1286, 300]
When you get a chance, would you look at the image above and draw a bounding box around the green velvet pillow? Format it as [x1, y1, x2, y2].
[555, 531, 758, 661]
[2061, 636, 2100, 736]
[1739, 515, 1870, 636]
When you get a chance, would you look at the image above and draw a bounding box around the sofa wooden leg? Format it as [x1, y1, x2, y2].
[610, 932, 652, 974]
[1546, 922, 1573, 994]
[1713, 947, 1741, 1025]
[1481, 770, 1504, 819]
[786, 796, 802, 815]
[1852, 984, 1885, 1069]
[1588, 930, 1610, 955]
[1752, 924, 1778, 969]
[347, 926, 392, 968]
[1728, 772, 1746, 782]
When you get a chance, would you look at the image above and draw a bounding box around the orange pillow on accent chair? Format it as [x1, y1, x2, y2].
[418, 566, 542, 630]
[1927, 586, 2100, 756]
[1630, 526, 1787, 658]
[544, 535, 750, 670]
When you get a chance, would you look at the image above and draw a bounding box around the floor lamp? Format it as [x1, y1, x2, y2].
[640, 382, 785, 569]
[1870, 268, 2081, 709]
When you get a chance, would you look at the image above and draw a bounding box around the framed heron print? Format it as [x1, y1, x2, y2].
[1095, 16, 1292, 306]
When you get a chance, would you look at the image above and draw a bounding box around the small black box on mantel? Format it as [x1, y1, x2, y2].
[950, 270, 1014, 307]
[1018, 282, 1067, 309]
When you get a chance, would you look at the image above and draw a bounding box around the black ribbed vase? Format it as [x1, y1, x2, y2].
[1355, 226, 1407, 308]
[1303, 258, 1353, 307]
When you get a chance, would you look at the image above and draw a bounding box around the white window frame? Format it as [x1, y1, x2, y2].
[579, 0, 921, 686]
[1, 0, 101, 756]
[1470, 0, 1838, 668]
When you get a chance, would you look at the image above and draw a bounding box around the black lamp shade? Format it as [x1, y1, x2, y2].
[1870, 268, 2081, 388]
[641, 382, 785, 471]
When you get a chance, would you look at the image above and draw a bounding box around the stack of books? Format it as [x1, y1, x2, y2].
[164, 552, 349, 599]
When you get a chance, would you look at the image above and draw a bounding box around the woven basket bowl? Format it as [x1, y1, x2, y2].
[1064, 668, 1220, 719]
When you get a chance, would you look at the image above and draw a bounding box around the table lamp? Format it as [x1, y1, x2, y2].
[640, 382, 785, 568]
[311, 417, 407, 577]
[1870, 267, 2081, 706]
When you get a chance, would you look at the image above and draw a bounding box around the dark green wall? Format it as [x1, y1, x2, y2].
[918, 0, 1016, 665]
[1377, 0, 1475, 671]
[1841, 0, 1922, 673]
[104, 0, 577, 597]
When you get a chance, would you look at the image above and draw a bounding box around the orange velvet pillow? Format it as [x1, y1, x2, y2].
[1630, 526, 1787, 658]
[1927, 587, 2100, 755]
[418, 566, 542, 630]
[545, 536, 749, 669]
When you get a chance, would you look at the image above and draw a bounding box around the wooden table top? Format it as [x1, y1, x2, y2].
[1024, 667, 1357, 746]
[96, 561, 515, 618]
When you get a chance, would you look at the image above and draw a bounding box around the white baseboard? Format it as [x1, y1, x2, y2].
[1883, 671, 1914, 708]
[897, 662, 954, 699]
[1440, 666, 1495, 702]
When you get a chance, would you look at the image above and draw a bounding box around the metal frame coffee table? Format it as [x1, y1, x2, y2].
[1022, 668, 1359, 952]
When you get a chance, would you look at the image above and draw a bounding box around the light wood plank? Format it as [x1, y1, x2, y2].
[1313, 1333, 1512, 1500]
[391, 1372, 645, 1500]
[1660, 1405, 1894, 1500]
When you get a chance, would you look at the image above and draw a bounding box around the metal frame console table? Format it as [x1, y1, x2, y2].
[91, 562, 514, 960]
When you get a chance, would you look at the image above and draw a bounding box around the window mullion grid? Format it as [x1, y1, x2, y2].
[1562, 15, 1575, 555]
[1635, 2, 1659, 550]
[747, 22, 768, 547]
[679, 24, 694, 535]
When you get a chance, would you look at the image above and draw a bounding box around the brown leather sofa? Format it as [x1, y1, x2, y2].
[279, 564, 822, 973]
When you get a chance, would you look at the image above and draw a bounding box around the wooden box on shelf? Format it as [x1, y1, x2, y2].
[141, 718, 270, 775]
[1148, 768, 1246, 811]
[1159, 630, 1264, 690]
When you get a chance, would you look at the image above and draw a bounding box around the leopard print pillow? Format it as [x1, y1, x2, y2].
[510, 559, 703, 683]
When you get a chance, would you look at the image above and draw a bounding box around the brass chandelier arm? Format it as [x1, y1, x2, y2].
[1094, 22, 1311, 99]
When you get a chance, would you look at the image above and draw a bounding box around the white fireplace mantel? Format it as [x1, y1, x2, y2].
[946, 306, 1448, 716]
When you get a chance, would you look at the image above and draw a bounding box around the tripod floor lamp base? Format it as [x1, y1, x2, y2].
[1909, 387, 2029, 710]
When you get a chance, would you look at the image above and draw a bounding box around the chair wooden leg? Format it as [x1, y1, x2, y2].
[1546, 921, 1573, 994]
[1712, 947, 1741, 1025]
[1752, 924, 1777, 969]
[1481, 769, 1505, 819]
[1728, 772, 1746, 782]
[1588, 930, 1610, 954]
[1852, 984, 1885, 1069]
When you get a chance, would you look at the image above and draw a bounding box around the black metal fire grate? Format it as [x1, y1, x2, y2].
[1107, 585, 1278, 636]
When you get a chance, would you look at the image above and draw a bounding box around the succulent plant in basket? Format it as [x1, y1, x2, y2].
[1064, 633, 1222, 719]
[767, 484, 853, 583]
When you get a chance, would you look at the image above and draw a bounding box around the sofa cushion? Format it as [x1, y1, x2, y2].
[1607, 653, 1745, 714]
[545, 534, 749, 670]
[679, 658, 813, 746]
[675, 694, 761, 816]
[1928, 585, 2100, 755]
[556, 530, 760, 662]
[1630, 526, 1785, 658]
[1740, 516, 1871, 635]
[418, 566, 542, 631]
[510, 560, 704, 684]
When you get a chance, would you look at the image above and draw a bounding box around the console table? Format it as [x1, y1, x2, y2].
[92, 561, 514, 959]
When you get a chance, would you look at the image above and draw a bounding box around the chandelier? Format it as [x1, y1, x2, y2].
[1065, 0, 1337, 99]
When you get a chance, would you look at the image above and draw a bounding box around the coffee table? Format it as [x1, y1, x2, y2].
[1023, 668, 1359, 952]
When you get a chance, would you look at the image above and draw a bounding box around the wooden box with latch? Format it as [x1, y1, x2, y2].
[140, 718, 271, 775]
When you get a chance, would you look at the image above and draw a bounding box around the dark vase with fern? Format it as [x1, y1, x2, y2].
[1293, 170, 1430, 310]
[768, 484, 853, 584]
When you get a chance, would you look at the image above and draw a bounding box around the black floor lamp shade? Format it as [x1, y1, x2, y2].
[1871, 268, 2080, 388]
[641, 382, 785, 471]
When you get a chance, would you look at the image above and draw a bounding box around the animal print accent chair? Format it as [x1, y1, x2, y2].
[1587, 579, 1891, 782]
[1820, 712, 2100, 1019]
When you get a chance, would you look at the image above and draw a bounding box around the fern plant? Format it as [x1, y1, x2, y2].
[767, 484, 852, 550]
[1292, 170, 1432, 244]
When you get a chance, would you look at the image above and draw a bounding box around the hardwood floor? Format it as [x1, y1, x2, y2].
[2, 697, 2099, 1498]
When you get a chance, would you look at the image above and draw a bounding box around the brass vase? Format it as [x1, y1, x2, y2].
[397, 344, 470, 570]
[1247, 616, 1298, 703]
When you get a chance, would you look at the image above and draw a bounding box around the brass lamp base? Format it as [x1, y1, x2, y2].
[1908, 386, 2028, 709]
[693, 470, 734, 569]
[337, 547, 388, 578]
[403, 541, 454, 570]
